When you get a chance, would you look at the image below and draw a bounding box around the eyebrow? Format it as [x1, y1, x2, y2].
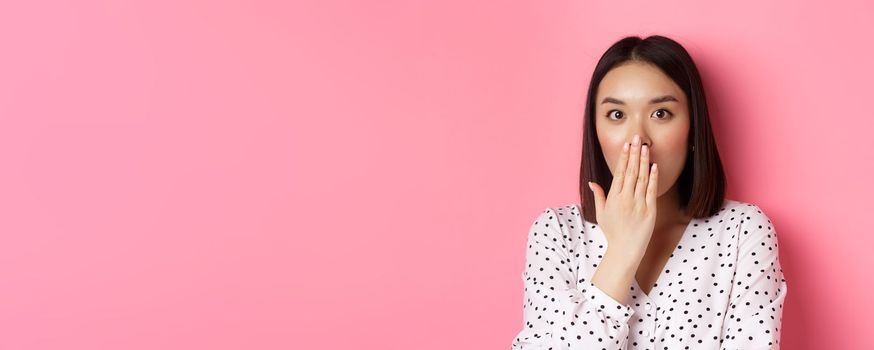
[600, 95, 679, 105]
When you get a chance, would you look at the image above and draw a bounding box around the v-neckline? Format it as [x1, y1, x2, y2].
[631, 216, 698, 301]
[573, 204, 699, 304]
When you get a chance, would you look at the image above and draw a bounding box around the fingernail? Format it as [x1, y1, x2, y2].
[633, 134, 640, 145]
[623, 142, 629, 152]
[652, 163, 658, 173]
[642, 145, 648, 155]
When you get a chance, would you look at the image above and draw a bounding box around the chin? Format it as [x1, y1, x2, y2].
[657, 180, 679, 198]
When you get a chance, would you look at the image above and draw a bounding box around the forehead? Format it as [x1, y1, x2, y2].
[597, 62, 685, 103]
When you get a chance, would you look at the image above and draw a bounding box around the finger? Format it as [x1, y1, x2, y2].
[623, 135, 641, 196]
[634, 144, 650, 199]
[588, 181, 605, 217]
[646, 163, 658, 208]
[611, 142, 630, 194]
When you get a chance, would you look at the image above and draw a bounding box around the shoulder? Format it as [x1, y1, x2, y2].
[725, 199, 775, 230]
[724, 199, 780, 248]
[712, 198, 753, 216]
[713, 199, 773, 225]
[526, 203, 586, 242]
[527, 204, 577, 230]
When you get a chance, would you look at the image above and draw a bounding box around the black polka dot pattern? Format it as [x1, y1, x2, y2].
[510, 199, 787, 349]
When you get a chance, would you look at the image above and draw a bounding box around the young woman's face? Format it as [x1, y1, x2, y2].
[594, 61, 691, 198]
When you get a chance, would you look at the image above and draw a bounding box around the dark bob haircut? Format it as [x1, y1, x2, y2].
[579, 35, 726, 224]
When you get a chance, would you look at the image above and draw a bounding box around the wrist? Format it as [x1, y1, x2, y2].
[604, 243, 646, 268]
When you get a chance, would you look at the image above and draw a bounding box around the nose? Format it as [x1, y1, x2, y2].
[630, 134, 654, 167]
[628, 134, 652, 149]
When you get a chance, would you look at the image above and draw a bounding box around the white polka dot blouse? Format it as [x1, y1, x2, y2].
[510, 199, 787, 349]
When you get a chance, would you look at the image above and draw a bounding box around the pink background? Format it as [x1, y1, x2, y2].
[1, 0, 871, 349]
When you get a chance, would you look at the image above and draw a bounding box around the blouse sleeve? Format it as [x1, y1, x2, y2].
[510, 207, 636, 350]
[719, 204, 788, 349]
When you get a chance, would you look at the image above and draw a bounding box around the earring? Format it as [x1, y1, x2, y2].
[691, 145, 696, 152]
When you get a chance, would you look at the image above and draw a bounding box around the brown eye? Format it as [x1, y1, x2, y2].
[606, 110, 623, 120]
[652, 108, 673, 119]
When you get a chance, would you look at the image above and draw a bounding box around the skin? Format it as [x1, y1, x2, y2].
[587, 61, 694, 302]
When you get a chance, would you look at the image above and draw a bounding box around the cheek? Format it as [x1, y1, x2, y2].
[599, 139, 626, 174]
[652, 132, 690, 174]
[661, 138, 687, 159]
[604, 148, 618, 174]
[596, 125, 622, 154]
[654, 124, 689, 156]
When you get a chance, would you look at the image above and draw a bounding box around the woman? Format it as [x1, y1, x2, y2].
[510, 35, 788, 349]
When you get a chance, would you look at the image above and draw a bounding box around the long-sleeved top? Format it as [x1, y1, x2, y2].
[510, 199, 788, 349]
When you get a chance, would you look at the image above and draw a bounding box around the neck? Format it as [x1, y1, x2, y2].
[654, 182, 690, 233]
